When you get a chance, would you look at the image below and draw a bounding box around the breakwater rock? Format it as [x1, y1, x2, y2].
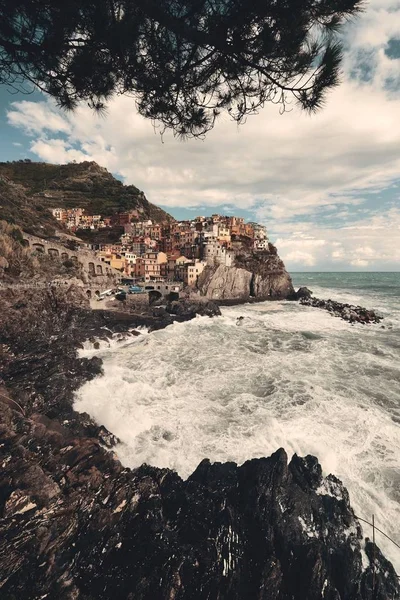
[167, 298, 221, 318]
[300, 296, 383, 325]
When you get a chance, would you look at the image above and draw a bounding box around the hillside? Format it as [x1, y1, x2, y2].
[0, 160, 173, 236]
[0, 176, 59, 237]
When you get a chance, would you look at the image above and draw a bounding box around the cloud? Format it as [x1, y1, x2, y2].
[351, 259, 369, 267]
[272, 208, 400, 271]
[7, 100, 71, 135]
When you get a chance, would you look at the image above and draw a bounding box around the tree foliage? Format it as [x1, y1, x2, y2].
[0, 0, 362, 138]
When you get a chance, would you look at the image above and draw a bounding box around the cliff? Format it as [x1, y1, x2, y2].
[0, 160, 173, 236]
[197, 245, 294, 301]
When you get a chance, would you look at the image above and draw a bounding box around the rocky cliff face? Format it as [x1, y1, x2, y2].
[197, 264, 253, 301]
[197, 246, 294, 301]
[0, 289, 398, 599]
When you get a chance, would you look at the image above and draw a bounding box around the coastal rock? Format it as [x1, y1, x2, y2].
[252, 271, 295, 299]
[0, 408, 398, 600]
[289, 286, 313, 301]
[300, 296, 383, 325]
[197, 264, 253, 300]
[197, 248, 294, 302]
[167, 299, 221, 318]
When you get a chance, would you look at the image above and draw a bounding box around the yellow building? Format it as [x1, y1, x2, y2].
[187, 261, 206, 286]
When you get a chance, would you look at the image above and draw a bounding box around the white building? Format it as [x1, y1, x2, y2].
[52, 208, 67, 221]
[249, 222, 268, 241]
[203, 241, 234, 267]
[125, 253, 137, 264]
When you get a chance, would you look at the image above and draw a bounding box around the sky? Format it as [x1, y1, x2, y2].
[1, 0, 400, 271]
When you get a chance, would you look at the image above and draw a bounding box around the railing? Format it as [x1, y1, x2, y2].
[355, 514, 400, 588]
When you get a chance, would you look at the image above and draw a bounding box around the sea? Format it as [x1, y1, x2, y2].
[74, 272, 400, 571]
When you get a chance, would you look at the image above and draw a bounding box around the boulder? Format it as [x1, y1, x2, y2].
[0, 415, 398, 600]
[296, 286, 313, 300]
[166, 299, 221, 318]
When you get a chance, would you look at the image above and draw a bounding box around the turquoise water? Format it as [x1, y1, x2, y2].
[75, 272, 400, 570]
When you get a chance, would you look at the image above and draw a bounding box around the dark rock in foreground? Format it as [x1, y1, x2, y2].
[300, 296, 383, 324]
[0, 411, 398, 600]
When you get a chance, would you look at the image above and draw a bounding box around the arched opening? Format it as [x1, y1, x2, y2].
[22, 239, 30, 247]
[96, 264, 103, 275]
[149, 290, 162, 305]
[70, 256, 78, 265]
[86, 290, 92, 299]
[88, 262, 95, 275]
[94, 290, 100, 297]
[48, 248, 59, 258]
[166, 291, 180, 302]
[32, 243, 45, 253]
[61, 252, 69, 261]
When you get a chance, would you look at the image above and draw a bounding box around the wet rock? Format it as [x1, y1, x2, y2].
[0, 416, 398, 600]
[166, 299, 221, 318]
[300, 296, 383, 325]
[289, 286, 313, 301]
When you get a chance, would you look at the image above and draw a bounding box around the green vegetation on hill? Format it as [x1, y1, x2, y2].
[0, 160, 173, 228]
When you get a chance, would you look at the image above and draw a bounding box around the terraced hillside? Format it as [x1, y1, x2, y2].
[0, 160, 173, 236]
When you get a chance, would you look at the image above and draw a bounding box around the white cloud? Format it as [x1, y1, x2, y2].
[351, 259, 370, 267]
[7, 100, 71, 135]
[30, 138, 88, 164]
[272, 208, 400, 271]
[8, 77, 400, 220]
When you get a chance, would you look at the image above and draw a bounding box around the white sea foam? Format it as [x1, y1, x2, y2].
[78, 327, 149, 358]
[74, 295, 400, 571]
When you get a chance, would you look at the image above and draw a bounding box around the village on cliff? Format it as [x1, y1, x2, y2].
[51, 207, 270, 289]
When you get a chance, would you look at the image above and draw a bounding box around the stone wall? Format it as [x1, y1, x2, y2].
[22, 233, 122, 282]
